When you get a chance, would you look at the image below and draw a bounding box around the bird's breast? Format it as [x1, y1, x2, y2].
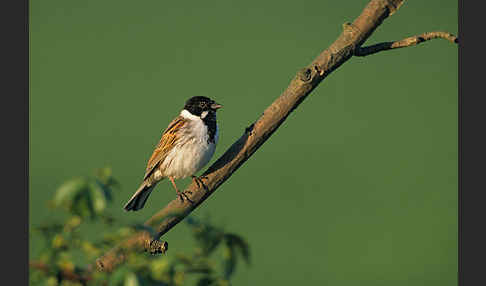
[160, 119, 218, 179]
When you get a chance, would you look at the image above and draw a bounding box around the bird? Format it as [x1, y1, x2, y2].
[123, 96, 222, 211]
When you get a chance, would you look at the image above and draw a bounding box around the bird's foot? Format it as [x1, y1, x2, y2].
[176, 190, 193, 203]
[176, 190, 185, 201]
[192, 175, 209, 191]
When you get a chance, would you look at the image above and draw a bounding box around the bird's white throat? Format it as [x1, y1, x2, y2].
[180, 109, 201, 121]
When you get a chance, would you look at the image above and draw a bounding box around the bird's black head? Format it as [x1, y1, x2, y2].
[184, 96, 222, 117]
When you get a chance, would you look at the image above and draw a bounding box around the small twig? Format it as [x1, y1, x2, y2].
[355, 31, 458, 56]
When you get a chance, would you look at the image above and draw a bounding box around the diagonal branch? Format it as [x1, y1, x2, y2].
[355, 31, 458, 57]
[96, 0, 456, 272]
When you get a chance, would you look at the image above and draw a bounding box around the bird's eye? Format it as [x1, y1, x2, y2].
[199, 102, 206, 108]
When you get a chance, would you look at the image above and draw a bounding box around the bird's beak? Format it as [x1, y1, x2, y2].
[211, 102, 223, 110]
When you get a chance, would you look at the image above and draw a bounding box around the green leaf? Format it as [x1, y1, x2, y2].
[94, 179, 113, 202]
[186, 216, 224, 256]
[52, 234, 67, 249]
[63, 216, 82, 233]
[214, 279, 230, 286]
[95, 167, 112, 183]
[52, 178, 88, 210]
[124, 272, 140, 286]
[95, 166, 120, 190]
[222, 243, 236, 279]
[197, 277, 215, 286]
[34, 222, 64, 243]
[150, 258, 170, 282]
[46, 276, 59, 286]
[224, 233, 250, 265]
[71, 191, 94, 219]
[89, 181, 107, 215]
[109, 266, 131, 286]
[52, 177, 108, 219]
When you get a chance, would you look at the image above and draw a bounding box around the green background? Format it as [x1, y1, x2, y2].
[30, 0, 458, 285]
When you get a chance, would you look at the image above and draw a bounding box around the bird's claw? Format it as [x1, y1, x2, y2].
[176, 191, 193, 203]
[192, 175, 209, 191]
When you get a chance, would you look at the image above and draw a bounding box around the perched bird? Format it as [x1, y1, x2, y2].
[124, 96, 222, 211]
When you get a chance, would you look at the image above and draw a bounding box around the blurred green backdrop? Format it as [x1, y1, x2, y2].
[30, 0, 458, 285]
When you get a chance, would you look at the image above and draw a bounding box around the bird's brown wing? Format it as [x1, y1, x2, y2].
[143, 116, 188, 180]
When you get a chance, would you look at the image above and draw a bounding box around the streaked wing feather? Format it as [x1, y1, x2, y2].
[143, 116, 187, 180]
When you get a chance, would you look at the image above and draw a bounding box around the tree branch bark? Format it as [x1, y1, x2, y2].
[96, 0, 457, 272]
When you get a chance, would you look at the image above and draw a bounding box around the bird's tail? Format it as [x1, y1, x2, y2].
[123, 181, 156, 211]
